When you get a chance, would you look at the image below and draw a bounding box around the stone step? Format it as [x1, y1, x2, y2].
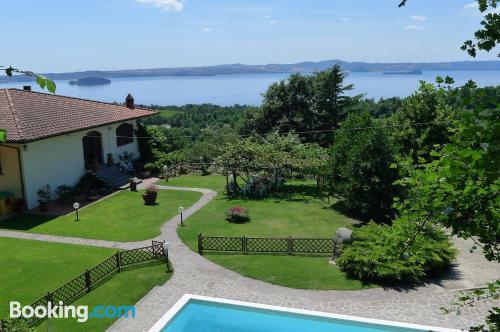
[93, 166, 131, 188]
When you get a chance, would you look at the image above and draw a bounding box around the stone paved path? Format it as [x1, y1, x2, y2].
[0, 185, 497, 331]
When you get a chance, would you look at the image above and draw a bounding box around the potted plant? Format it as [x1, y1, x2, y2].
[55, 185, 74, 205]
[142, 185, 159, 205]
[36, 184, 51, 212]
[225, 206, 250, 223]
[107, 153, 114, 166]
[129, 177, 138, 192]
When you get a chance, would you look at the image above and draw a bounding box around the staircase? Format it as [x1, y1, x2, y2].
[93, 165, 132, 188]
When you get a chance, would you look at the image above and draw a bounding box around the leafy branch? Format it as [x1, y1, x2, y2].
[0, 66, 56, 93]
[399, 0, 499, 57]
[442, 280, 500, 332]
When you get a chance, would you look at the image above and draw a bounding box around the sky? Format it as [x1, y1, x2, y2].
[1, 0, 498, 72]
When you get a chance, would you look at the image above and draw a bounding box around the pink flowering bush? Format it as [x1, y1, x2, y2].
[225, 206, 250, 223]
[142, 185, 159, 205]
[144, 185, 159, 194]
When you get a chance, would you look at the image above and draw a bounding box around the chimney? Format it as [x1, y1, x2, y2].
[125, 94, 135, 109]
[23, 85, 31, 91]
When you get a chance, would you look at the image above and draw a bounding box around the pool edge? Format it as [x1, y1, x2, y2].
[147, 293, 464, 332]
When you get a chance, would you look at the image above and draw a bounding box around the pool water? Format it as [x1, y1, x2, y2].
[161, 300, 431, 332]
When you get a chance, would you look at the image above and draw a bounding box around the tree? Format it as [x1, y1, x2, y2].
[396, 101, 499, 262]
[395, 89, 499, 331]
[387, 81, 458, 161]
[243, 65, 357, 146]
[330, 112, 399, 223]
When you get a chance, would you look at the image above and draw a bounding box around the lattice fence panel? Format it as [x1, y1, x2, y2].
[51, 273, 87, 304]
[25, 296, 49, 326]
[247, 237, 289, 253]
[292, 238, 333, 254]
[121, 246, 160, 265]
[202, 236, 243, 252]
[89, 255, 118, 283]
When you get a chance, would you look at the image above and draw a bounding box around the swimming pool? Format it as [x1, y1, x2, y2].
[149, 294, 460, 332]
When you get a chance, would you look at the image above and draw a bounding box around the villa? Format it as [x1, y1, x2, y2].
[0, 87, 156, 210]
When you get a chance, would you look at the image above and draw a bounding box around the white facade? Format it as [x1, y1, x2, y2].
[7, 120, 140, 209]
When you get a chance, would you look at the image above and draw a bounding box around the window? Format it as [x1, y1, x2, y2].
[116, 123, 134, 147]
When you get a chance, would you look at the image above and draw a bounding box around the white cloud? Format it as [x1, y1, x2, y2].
[268, 19, 278, 24]
[202, 27, 212, 32]
[136, 0, 184, 12]
[340, 17, 349, 22]
[410, 15, 427, 21]
[464, 2, 479, 9]
[405, 25, 424, 30]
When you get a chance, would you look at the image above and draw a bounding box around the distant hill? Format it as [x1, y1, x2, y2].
[2, 59, 499, 83]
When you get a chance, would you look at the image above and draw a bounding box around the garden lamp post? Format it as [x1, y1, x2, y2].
[73, 202, 80, 221]
[179, 206, 185, 226]
[163, 241, 171, 272]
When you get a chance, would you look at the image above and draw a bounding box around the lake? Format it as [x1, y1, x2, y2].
[1, 71, 498, 106]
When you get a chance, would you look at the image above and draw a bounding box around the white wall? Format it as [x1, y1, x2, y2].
[20, 120, 140, 209]
[0, 144, 23, 200]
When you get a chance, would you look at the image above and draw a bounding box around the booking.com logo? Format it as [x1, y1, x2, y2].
[10, 301, 135, 323]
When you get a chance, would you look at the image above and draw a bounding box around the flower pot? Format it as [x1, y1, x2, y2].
[142, 192, 157, 205]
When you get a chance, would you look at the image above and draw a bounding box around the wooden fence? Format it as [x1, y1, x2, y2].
[0, 241, 169, 330]
[197, 234, 334, 256]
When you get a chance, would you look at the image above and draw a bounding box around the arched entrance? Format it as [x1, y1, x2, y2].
[82, 131, 103, 170]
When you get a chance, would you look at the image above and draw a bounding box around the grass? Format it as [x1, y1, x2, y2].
[169, 175, 373, 290]
[0, 189, 202, 241]
[157, 174, 226, 191]
[0, 238, 115, 318]
[0, 238, 171, 331]
[37, 264, 170, 331]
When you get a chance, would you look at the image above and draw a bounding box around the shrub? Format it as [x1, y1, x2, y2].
[144, 185, 159, 194]
[55, 185, 74, 204]
[337, 220, 456, 284]
[142, 185, 159, 205]
[225, 206, 250, 223]
[1, 318, 34, 332]
[36, 184, 51, 203]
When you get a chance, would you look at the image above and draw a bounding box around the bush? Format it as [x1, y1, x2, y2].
[337, 220, 456, 283]
[144, 185, 159, 194]
[55, 185, 74, 204]
[1, 318, 34, 332]
[36, 184, 51, 203]
[225, 206, 250, 223]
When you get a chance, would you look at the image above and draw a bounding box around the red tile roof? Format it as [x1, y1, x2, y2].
[0, 89, 156, 143]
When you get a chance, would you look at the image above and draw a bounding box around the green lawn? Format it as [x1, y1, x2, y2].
[169, 175, 373, 290]
[158, 174, 226, 191]
[38, 264, 170, 331]
[0, 238, 171, 332]
[0, 189, 202, 241]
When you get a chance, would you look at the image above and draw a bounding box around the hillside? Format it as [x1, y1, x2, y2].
[2, 60, 499, 83]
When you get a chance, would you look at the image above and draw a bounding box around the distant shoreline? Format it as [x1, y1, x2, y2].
[1, 59, 499, 84]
